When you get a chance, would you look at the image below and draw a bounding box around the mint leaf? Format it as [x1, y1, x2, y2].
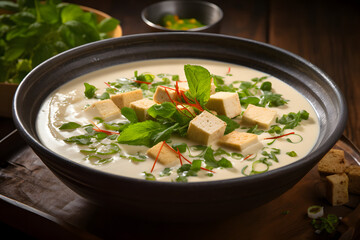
[184, 64, 211, 106]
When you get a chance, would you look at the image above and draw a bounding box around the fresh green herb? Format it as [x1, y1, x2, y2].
[204, 146, 232, 169]
[286, 151, 297, 157]
[121, 107, 138, 123]
[59, 122, 81, 130]
[214, 148, 231, 157]
[0, 1, 119, 83]
[277, 110, 309, 130]
[143, 171, 156, 181]
[311, 214, 339, 234]
[159, 167, 172, 177]
[246, 125, 264, 135]
[96, 143, 120, 155]
[116, 120, 168, 147]
[84, 83, 97, 99]
[172, 143, 187, 153]
[216, 115, 240, 134]
[184, 64, 211, 106]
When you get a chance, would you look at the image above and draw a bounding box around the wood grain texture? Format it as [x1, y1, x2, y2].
[269, 0, 360, 147]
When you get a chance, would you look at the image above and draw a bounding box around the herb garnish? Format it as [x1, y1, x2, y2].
[0, 0, 119, 83]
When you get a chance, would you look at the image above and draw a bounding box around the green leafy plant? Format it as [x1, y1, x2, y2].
[0, 0, 120, 83]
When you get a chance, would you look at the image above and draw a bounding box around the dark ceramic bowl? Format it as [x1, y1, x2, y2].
[141, 1, 223, 32]
[13, 33, 347, 221]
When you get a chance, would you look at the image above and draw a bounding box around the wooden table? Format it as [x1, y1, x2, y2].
[0, 0, 359, 239]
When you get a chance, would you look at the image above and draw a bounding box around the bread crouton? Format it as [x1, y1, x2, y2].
[326, 173, 349, 206]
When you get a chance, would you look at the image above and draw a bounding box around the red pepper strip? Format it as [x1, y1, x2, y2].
[180, 91, 203, 112]
[151, 141, 165, 173]
[264, 132, 295, 140]
[176, 149, 183, 166]
[104, 82, 111, 87]
[227, 67, 231, 74]
[133, 80, 152, 85]
[164, 89, 192, 119]
[172, 100, 195, 118]
[242, 154, 253, 162]
[163, 142, 215, 173]
[91, 120, 119, 135]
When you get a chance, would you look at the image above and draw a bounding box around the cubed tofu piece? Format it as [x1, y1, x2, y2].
[110, 89, 143, 109]
[187, 110, 226, 145]
[147, 141, 179, 166]
[241, 104, 277, 129]
[345, 165, 360, 194]
[85, 99, 121, 120]
[206, 92, 241, 118]
[153, 86, 179, 104]
[326, 173, 349, 206]
[218, 131, 259, 152]
[318, 149, 348, 175]
[130, 98, 156, 122]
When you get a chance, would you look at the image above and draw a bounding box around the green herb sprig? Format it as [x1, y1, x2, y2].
[0, 0, 119, 83]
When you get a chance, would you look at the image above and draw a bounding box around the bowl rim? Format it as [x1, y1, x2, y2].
[13, 32, 348, 188]
[141, 0, 224, 32]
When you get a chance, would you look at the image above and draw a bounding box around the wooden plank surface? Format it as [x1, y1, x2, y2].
[1, 0, 359, 239]
[269, 0, 360, 147]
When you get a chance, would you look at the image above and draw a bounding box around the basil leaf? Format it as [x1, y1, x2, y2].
[151, 123, 179, 145]
[97, 17, 120, 33]
[172, 143, 187, 153]
[121, 107, 138, 123]
[143, 171, 156, 181]
[218, 157, 233, 168]
[216, 115, 240, 134]
[117, 120, 167, 147]
[147, 102, 177, 118]
[184, 64, 211, 105]
[84, 83, 97, 98]
[59, 122, 81, 130]
[60, 4, 84, 23]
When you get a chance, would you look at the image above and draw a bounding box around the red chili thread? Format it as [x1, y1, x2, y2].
[133, 80, 152, 85]
[162, 142, 215, 173]
[90, 120, 119, 135]
[227, 67, 231, 74]
[264, 132, 295, 140]
[150, 141, 165, 173]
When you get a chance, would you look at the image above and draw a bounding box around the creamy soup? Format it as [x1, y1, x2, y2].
[36, 59, 319, 182]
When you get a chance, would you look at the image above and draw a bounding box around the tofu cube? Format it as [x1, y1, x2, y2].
[187, 111, 226, 145]
[110, 89, 143, 109]
[345, 165, 360, 195]
[206, 92, 241, 118]
[318, 149, 348, 175]
[85, 99, 121, 120]
[241, 104, 277, 129]
[130, 98, 156, 122]
[153, 86, 179, 104]
[326, 173, 349, 206]
[218, 131, 259, 152]
[147, 141, 179, 166]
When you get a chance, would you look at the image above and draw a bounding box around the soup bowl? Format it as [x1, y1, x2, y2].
[13, 32, 347, 220]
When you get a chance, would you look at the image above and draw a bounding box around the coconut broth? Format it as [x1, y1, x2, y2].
[36, 58, 320, 182]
